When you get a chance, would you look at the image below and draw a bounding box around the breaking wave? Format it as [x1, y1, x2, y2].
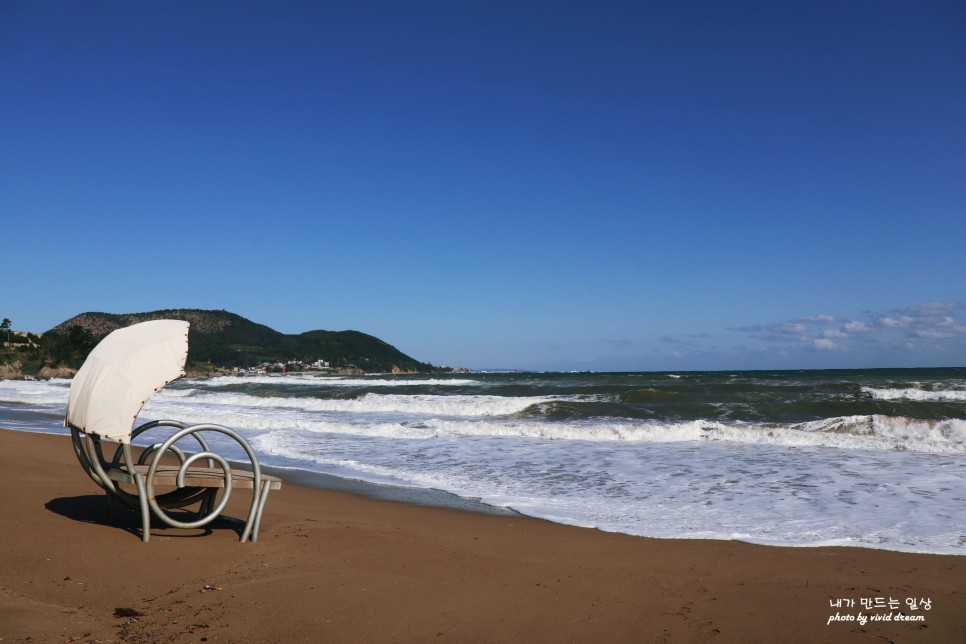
[863, 386, 966, 402]
[190, 375, 481, 387]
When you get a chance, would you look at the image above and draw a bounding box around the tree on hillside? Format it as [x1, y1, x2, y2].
[35, 324, 97, 369]
[67, 325, 96, 357]
[1, 318, 10, 343]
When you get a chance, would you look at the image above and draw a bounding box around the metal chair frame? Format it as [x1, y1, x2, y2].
[70, 419, 279, 542]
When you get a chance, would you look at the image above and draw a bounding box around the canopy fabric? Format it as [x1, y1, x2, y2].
[66, 320, 189, 443]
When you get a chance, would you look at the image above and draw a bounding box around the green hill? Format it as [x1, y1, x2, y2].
[45, 309, 434, 374]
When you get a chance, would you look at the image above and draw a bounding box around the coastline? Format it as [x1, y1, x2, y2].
[1, 428, 964, 642]
[265, 463, 521, 517]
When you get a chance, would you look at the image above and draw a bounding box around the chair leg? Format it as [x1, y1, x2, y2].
[250, 480, 273, 543]
[198, 489, 217, 519]
[132, 472, 151, 543]
[240, 481, 273, 543]
[240, 489, 258, 543]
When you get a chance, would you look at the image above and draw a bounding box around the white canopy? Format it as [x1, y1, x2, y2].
[66, 320, 189, 443]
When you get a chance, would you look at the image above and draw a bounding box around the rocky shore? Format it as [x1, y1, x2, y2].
[0, 363, 76, 380]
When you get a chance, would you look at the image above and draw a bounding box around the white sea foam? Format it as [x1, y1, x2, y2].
[863, 386, 966, 402]
[437, 415, 966, 453]
[151, 390, 561, 417]
[0, 379, 70, 406]
[144, 387, 966, 454]
[250, 428, 966, 554]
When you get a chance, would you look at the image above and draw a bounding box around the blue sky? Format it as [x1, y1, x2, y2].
[2, 1, 964, 371]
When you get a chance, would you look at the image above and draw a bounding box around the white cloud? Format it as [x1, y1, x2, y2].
[730, 300, 966, 363]
[755, 322, 812, 338]
[843, 321, 872, 333]
[813, 338, 839, 351]
[880, 316, 909, 328]
[798, 314, 839, 324]
[874, 302, 966, 338]
[913, 329, 956, 339]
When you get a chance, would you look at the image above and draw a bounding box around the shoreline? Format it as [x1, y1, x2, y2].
[3, 424, 963, 555]
[262, 463, 521, 517]
[1, 427, 964, 642]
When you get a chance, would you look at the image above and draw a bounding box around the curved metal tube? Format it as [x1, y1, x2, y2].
[140, 424, 264, 540]
[144, 451, 234, 529]
[71, 421, 269, 542]
[138, 443, 187, 466]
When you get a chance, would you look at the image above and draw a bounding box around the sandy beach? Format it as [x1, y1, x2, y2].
[1, 428, 963, 643]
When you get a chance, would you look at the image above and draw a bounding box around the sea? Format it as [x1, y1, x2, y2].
[1, 368, 964, 555]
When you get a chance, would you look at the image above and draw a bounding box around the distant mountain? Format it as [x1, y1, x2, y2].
[49, 309, 434, 374]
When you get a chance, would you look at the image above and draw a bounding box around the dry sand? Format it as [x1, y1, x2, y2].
[1, 428, 963, 643]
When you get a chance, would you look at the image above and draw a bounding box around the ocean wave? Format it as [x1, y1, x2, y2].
[862, 386, 966, 402]
[432, 416, 966, 453]
[149, 390, 571, 417]
[189, 375, 481, 387]
[709, 416, 964, 453]
[169, 406, 966, 454]
[0, 379, 70, 406]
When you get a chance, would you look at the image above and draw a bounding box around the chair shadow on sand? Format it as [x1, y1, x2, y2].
[44, 494, 248, 540]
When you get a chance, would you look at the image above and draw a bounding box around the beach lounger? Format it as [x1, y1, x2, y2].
[65, 319, 280, 542]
